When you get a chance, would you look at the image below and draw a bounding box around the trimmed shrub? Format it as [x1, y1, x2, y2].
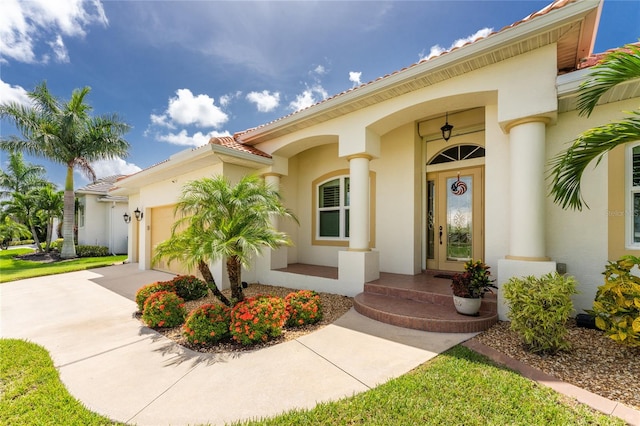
[10, 239, 35, 246]
[183, 304, 231, 344]
[142, 291, 186, 328]
[230, 295, 288, 345]
[135, 280, 176, 311]
[172, 275, 208, 301]
[503, 272, 577, 354]
[589, 255, 640, 347]
[52, 239, 63, 250]
[285, 290, 323, 327]
[76, 245, 109, 257]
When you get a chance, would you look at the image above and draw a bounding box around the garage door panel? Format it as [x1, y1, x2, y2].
[150, 205, 192, 277]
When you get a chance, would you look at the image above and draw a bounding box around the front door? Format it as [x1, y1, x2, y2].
[427, 166, 484, 272]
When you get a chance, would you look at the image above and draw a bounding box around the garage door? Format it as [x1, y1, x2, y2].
[150, 205, 192, 276]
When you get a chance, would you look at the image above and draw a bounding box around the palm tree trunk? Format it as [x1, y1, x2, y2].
[45, 217, 53, 252]
[227, 256, 244, 302]
[197, 260, 231, 306]
[28, 222, 43, 253]
[60, 167, 76, 259]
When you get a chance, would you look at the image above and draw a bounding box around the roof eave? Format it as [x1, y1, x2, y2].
[110, 143, 272, 196]
[237, 0, 601, 144]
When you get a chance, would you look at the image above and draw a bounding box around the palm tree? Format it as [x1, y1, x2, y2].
[0, 82, 130, 258]
[0, 151, 48, 198]
[0, 216, 31, 249]
[549, 44, 640, 210]
[1, 190, 44, 252]
[35, 185, 64, 252]
[153, 175, 297, 305]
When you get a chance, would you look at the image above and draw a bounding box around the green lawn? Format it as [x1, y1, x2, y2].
[0, 248, 127, 283]
[235, 346, 624, 426]
[0, 339, 126, 425]
[0, 339, 624, 426]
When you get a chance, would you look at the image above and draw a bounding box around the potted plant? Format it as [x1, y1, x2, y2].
[451, 259, 496, 316]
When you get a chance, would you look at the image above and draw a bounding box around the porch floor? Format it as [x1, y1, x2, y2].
[276, 264, 498, 333]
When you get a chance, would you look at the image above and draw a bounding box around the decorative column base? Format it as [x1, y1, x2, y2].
[497, 258, 556, 321]
[338, 250, 380, 296]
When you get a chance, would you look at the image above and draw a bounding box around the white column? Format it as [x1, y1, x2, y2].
[347, 154, 371, 251]
[498, 117, 556, 320]
[507, 119, 549, 260]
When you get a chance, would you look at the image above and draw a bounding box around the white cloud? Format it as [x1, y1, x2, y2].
[156, 129, 231, 147]
[165, 89, 228, 128]
[0, 0, 108, 63]
[149, 113, 175, 129]
[91, 157, 142, 178]
[47, 35, 69, 63]
[422, 27, 493, 60]
[0, 79, 30, 106]
[314, 65, 326, 75]
[220, 91, 242, 107]
[349, 71, 362, 87]
[246, 90, 280, 113]
[289, 84, 328, 112]
[149, 89, 230, 145]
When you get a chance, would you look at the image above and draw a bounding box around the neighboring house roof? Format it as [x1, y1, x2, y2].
[77, 175, 128, 202]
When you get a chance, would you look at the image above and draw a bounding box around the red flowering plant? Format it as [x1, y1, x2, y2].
[171, 275, 209, 301]
[451, 259, 496, 298]
[285, 290, 323, 327]
[230, 295, 288, 345]
[135, 280, 176, 311]
[142, 291, 186, 328]
[183, 304, 231, 345]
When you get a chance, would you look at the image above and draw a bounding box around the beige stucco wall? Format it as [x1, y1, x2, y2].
[377, 123, 422, 274]
[546, 98, 639, 312]
[254, 43, 559, 278]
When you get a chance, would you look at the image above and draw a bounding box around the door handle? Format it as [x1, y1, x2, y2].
[439, 226, 443, 245]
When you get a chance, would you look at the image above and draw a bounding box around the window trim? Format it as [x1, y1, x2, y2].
[626, 142, 640, 249]
[311, 169, 376, 247]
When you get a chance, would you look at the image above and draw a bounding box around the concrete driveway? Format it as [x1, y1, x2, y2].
[0, 263, 477, 425]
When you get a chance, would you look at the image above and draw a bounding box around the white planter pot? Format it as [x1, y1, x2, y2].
[453, 295, 482, 316]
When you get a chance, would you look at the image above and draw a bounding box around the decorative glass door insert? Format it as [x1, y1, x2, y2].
[446, 174, 472, 261]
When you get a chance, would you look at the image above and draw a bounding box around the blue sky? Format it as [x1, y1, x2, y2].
[1, 0, 638, 189]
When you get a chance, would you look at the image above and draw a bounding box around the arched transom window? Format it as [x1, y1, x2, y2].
[429, 144, 485, 165]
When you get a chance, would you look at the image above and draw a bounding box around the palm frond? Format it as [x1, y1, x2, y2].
[577, 44, 640, 117]
[549, 110, 640, 210]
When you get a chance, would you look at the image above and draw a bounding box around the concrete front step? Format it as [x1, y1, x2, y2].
[354, 281, 498, 333]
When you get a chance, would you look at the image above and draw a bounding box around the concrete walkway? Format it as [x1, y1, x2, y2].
[0, 264, 477, 425]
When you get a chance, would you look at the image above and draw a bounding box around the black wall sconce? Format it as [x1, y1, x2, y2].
[123, 208, 144, 223]
[440, 112, 454, 142]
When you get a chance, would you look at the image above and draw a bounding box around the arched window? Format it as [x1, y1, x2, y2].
[428, 144, 485, 165]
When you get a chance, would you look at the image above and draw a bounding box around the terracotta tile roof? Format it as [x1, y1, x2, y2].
[234, 0, 578, 139]
[577, 42, 640, 69]
[208, 136, 272, 158]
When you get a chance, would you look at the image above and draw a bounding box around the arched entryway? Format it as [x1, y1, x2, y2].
[426, 144, 485, 272]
